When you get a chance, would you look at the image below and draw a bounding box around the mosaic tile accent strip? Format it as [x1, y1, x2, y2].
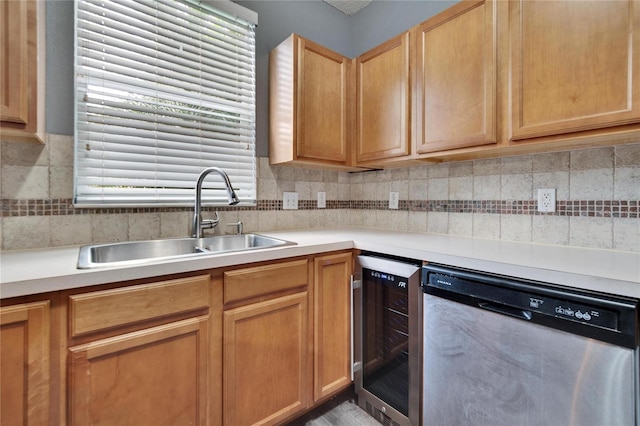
[2, 198, 638, 218]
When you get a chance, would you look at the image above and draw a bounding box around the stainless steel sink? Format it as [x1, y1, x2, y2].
[77, 234, 295, 269]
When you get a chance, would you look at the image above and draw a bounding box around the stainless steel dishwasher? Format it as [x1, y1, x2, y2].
[422, 263, 639, 426]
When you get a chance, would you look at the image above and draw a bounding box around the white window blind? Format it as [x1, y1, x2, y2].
[74, 0, 257, 207]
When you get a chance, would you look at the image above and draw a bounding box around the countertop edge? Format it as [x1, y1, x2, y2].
[2, 228, 639, 299]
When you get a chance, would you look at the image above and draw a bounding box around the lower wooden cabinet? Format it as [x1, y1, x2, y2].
[0, 252, 354, 426]
[222, 253, 353, 425]
[0, 300, 51, 426]
[222, 259, 311, 426]
[312, 252, 353, 402]
[66, 274, 216, 426]
[223, 292, 310, 426]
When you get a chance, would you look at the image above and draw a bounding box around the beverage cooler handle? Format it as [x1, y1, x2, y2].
[350, 275, 362, 381]
[350, 275, 355, 381]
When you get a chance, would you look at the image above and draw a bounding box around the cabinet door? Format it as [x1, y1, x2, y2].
[510, 0, 640, 140]
[0, 301, 50, 426]
[313, 252, 353, 402]
[69, 317, 210, 426]
[414, 0, 497, 153]
[0, 0, 29, 125]
[0, 0, 44, 142]
[223, 292, 310, 426]
[356, 32, 411, 162]
[269, 34, 355, 169]
[297, 37, 351, 163]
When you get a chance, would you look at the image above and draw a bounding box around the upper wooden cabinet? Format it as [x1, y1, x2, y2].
[509, 0, 640, 140]
[267, 1, 640, 168]
[356, 32, 412, 164]
[413, 0, 497, 154]
[269, 34, 357, 169]
[0, 0, 45, 143]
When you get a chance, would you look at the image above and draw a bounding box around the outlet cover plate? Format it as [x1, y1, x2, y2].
[537, 188, 556, 212]
[283, 192, 298, 210]
[389, 192, 399, 210]
[317, 192, 326, 209]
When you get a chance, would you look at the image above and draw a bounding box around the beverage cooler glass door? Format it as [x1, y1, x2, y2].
[355, 254, 421, 426]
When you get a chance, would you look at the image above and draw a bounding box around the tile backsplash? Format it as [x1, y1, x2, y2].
[1, 134, 638, 252]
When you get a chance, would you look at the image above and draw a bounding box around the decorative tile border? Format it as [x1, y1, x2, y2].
[1, 198, 638, 218]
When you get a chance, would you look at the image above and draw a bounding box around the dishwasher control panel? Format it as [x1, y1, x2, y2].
[423, 264, 638, 349]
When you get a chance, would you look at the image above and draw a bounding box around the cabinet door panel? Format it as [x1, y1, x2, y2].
[297, 38, 349, 162]
[0, 0, 44, 142]
[510, 0, 640, 139]
[313, 253, 352, 402]
[223, 293, 310, 426]
[0, 301, 50, 426]
[357, 33, 411, 162]
[69, 317, 209, 426]
[415, 0, 496, 153]
[0, 0, 28, 124]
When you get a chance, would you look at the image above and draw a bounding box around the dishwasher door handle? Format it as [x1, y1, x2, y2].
[478, 301, 532, 321]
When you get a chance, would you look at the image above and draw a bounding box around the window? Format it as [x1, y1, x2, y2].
[74, 0, 257, 206]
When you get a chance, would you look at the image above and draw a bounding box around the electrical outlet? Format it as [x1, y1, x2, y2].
[537, 188, 556, 212]
[317, 192, 326, 209]
[389, 192, 399, 210]
[283, 192, 298, 210]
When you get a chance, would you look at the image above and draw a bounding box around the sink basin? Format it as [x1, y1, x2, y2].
[77, 234, 295, 269]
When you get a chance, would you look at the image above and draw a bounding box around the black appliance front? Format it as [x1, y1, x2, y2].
[354, 254, 421, 426]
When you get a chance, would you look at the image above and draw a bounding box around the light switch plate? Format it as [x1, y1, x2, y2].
[389, 192, 399, 210]
[283, 192, 298, 210]
[317, 192, 326, 209]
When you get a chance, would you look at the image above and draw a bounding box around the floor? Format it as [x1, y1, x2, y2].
[285, 388, 381, 426]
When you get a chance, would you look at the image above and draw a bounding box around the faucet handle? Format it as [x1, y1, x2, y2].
[201, 211, 220, 230]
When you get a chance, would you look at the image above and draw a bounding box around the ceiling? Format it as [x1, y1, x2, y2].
[323, 0, 372, 16]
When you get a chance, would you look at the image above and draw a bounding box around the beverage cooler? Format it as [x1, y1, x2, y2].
[353, 253, 422, 426]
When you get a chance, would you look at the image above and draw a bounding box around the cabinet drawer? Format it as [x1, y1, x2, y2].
[69, 275, 210, 337]
[224, 259, 308, 305]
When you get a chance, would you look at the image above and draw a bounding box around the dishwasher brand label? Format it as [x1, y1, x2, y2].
[529, 298, 544, 309]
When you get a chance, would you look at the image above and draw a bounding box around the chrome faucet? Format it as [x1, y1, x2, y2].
[191, 167, 240, 238]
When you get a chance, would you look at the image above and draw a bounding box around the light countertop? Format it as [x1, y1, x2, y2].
[1, 227, 639, 299]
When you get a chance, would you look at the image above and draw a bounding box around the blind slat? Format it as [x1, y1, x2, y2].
[75, 0, 256, 207]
